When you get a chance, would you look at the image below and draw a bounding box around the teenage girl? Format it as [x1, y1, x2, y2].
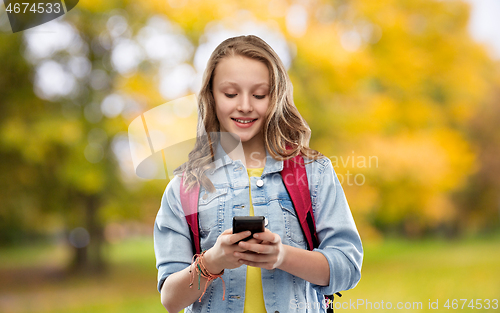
[154, 35, 363, 313]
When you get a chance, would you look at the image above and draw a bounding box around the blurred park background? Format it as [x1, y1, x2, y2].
[1, 0, 499, 312]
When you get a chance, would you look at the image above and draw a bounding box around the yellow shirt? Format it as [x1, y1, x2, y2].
[244, 167, 267, 313]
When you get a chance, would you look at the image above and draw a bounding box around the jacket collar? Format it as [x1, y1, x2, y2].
[212, 139, 283, 175]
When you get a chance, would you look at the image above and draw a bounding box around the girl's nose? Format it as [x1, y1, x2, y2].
[237, 94, 253, 112]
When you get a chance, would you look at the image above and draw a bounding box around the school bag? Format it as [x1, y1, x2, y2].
[180, 153, 341, 312]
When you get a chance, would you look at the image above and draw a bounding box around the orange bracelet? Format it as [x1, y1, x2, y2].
[189, 251, 226, 302]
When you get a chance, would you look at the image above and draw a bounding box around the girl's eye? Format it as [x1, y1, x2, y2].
[225, 93, 237, 98]
[254, 95, 266, 100]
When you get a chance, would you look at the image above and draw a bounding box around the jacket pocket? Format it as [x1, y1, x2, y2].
[278, 199, 306, 247]
[198, 188, 228, 236]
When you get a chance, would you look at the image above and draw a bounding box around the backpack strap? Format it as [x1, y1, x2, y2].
[281, 154, 319, 251]
[180, 173, 202, 255]
[282, 155, 342, 313]
[282, 156, 341, 311]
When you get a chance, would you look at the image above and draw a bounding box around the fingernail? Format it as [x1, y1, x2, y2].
[254, 233, 259, 238]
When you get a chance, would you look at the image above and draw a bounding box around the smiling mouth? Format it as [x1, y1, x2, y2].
[231, 118, 257, 124]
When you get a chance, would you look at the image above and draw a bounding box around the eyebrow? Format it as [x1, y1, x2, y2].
[219, 81, 269, 88]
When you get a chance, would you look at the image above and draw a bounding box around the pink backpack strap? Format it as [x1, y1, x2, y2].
[282, 154, 319, 251]
[180, 173, 201, 255]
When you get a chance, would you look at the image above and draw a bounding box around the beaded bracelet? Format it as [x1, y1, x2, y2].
[189, 250, 226, 302]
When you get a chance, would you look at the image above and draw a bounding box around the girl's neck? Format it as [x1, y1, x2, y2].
[219, 132, 267, 169]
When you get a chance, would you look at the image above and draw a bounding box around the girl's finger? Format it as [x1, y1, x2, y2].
[228, 231, 252, 245]
[246, 238, 263, 245]
[239, 260, 264, 268]
[236, 251, 271, 263]
[238, 241, 272, 254]
[254, 231, 278, 243]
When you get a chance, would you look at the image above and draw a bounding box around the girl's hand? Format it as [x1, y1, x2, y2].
[203, 228, 261, 273]
[234, 229, 286, 270]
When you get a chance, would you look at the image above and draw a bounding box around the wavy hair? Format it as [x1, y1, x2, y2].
[174, 35, 323, 192]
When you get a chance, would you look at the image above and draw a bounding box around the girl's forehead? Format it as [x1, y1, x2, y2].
[213, 56, 270, 86]
[218, 81, 269, 88]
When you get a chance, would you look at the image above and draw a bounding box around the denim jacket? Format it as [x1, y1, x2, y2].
[154, 142, 363, 313]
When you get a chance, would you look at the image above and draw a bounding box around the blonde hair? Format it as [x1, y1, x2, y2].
[174, 35, 323, 192]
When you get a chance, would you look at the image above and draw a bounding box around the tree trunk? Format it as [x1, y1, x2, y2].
[68, 194, 106, 275]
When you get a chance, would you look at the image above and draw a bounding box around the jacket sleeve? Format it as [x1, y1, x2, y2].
[308, 157, 363, 295]
[154, 175, 194, 293]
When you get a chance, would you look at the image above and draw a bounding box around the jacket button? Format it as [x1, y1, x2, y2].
[256, 179, 264, 187]
[274, 311, 279, 313]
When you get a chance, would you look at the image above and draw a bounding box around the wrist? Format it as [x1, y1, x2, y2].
[276, 244, 290, 271]
[203, 249, 224, 274]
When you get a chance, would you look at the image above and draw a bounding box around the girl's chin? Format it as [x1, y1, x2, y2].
[221, 125, 262, 143]
[226, 132, 256, 143]
[238, 133, 262, 144]
[219, 131, 254, 143]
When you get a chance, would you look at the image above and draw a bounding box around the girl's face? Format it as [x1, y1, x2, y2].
[212, 55, 270, 146]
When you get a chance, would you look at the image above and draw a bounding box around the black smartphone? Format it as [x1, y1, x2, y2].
[232, 216, 265, 242]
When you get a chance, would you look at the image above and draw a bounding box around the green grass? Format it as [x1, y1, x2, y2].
[341, 235, 500, 312]
[0, 235, 499, 313]
[0, 237, 165, 313]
